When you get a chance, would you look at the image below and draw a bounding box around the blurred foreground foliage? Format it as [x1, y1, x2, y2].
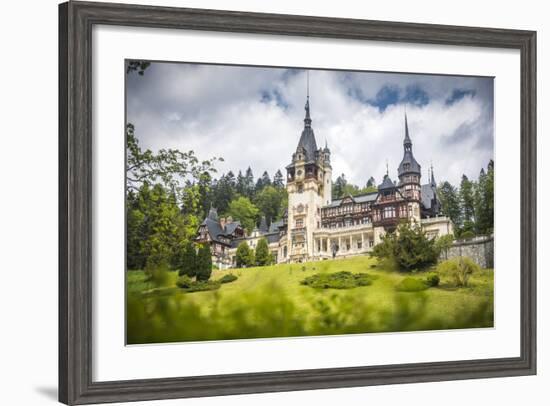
[127, 268, 493, 344]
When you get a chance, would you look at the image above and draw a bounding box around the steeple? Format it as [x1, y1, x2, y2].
[397, 112, 421, 178]
[304, 96, 312, 127]
[404, 112, 412, 151]
[293, 71, 318, 162]
[430, 163, 436, 187]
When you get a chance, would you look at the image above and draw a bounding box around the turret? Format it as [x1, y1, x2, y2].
[397, 113, 421, 201]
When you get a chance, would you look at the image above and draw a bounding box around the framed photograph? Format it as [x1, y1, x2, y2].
[59, 1, 536, 404]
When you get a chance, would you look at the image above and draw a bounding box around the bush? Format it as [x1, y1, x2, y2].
[184, 280, 221, 292]
[177, 275, 221, 292]
[370, 221, 440, 272]
[301, 271, 373, 289]
[176, 275, 193, 289]
[437, 257, 480, 287]
[460, 230, 476, 240]
[218, 274, 238, 284]
[395, 277, 429, 292]
[425, 272, 440, 287]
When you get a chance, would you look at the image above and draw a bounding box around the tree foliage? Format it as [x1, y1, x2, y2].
[439, 160, 494, 237]
[195, 244, 213, 281]
[226, 196, 260, 233]
[254, 238, 273, 266]
[236, 242, 255, 268]
[370, 221, 440, 272]
[175, 242, 197, 277]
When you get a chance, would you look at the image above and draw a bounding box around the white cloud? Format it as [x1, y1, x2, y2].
[127, 63, 493, 187]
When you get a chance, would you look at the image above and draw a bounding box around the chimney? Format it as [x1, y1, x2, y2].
[219, 217, 226, 229]
[226, 216, 233, 224]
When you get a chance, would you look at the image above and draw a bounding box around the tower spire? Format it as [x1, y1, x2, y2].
[404, 111, 412, 150]
[304, 71, 312, 128]
[430, 161, 436, 187]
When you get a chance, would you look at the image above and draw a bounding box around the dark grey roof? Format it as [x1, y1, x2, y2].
[295, 97, 318, 162]
[398, 114, 421, 177]
[398, 150, 421, 176]
[269, 219, 284, 232]
[259, 216, 268, 233]
[201, 217, 224, 242]
[324, 192, 377, 208]
[200, 216, 242, 244]
[378, 174, 396, 190]
[421, 184, 438, 210]
[224, 221, 242, 235]
[265, 232, 281, 244]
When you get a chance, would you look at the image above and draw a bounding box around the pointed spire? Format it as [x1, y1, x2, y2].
[386, 159, 389, 176]
[304, 71, 312, 128]
[430, 162, 436, 187]
[404, 111, 412, 149]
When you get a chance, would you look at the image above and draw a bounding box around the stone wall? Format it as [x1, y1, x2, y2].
[440, 235, 494, 269]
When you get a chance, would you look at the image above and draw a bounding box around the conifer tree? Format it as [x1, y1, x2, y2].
[195, 244, 212, 281]
[254, 238, 272, 266]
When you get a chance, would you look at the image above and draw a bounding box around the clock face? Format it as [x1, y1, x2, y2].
[297, 204, 304, 213]
[297, 169, 302, 176]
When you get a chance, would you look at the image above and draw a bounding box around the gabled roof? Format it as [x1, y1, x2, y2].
[200, 216, 242, 245]
[378, 174, 396, 190]
[324, 192, 377, 208]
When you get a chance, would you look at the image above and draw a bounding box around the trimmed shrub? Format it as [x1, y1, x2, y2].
[177, 275, 221, 292]
[184, 280, 221, 292]
[460, 230, 476, 240]
[218, 274, 238, 284]
[395, 277, 429, 292]
[425, 272, 440, 287]
[437, 257, 481, 287]
[176, 275, 193, 289]
[301, 271, 373, 289]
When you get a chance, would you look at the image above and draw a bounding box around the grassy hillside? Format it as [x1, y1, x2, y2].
[127, 256, 493, 344]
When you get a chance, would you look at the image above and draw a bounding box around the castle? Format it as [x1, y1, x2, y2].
[196, 93, 453, 268]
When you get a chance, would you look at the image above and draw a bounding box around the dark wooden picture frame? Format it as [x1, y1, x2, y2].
[59, 1, 536, 404]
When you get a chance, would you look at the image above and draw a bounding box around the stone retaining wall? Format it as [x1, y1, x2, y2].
[440, 235, 494, 269]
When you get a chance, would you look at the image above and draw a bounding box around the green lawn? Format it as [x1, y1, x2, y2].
[127, 256, 493, 344]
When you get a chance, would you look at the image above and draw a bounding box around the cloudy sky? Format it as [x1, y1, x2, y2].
[126, 62, 494, 187]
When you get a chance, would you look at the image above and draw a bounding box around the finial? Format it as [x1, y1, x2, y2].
[307, 70, 309, 99]
[386, 159, 389, 176]
[325, 138, 328, 149]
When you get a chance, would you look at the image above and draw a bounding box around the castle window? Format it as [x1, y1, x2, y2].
[295, 218, 303, 228]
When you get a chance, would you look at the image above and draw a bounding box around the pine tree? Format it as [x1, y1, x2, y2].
[195, 244, 212, 281]
[459, 175, 475, 233]
[438, 181, 462, 232]
[273, 169, 285, 189]
[236, 170, 246, 196]
[332, 174, 347, 199]
[366, 176, 376, 188]
[254, 238, 272, 266]
[244, 167, 255, 198]
[176, 242, 197, 277]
